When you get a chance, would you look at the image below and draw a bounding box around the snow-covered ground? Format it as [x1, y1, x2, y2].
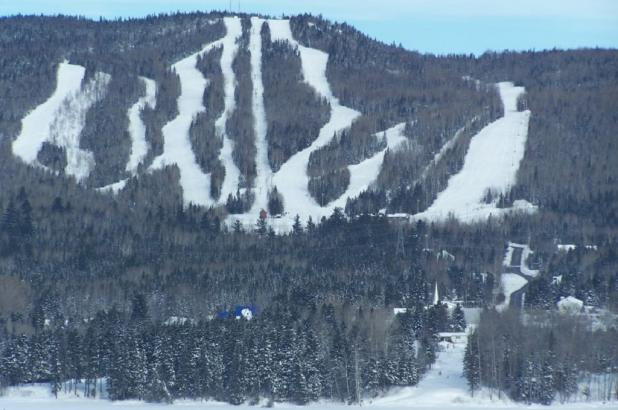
[12, 61, 110, 183]
[415, 82, 536, 223]
[150, 17, 241, 207]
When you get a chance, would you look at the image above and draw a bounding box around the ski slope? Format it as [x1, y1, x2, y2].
[415, 82, 536, 223]
[150, 17, 241, 207]
[329, 123, 407, 209]
[98, 76, 157, 194]
[496, 273, 528, 312]
[214, 17, 243, 204]
[126, 77, 157, 175]
[269, 19, 361, 217]
[12, 62, 110, 182]
[246, 16, 273, 213]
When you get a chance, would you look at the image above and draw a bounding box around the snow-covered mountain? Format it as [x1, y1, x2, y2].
[4, 13, 540, 230]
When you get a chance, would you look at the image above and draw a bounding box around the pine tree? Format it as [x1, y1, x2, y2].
[450, 303, 466, 332]
[464, 330, 481, 395]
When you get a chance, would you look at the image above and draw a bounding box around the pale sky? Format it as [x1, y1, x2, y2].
[1, 0, 617, 55]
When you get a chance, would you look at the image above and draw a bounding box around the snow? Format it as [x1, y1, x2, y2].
[507, 242, 540, 278]
[149, 17, 241, 207]
[558, 244, 577, 252]
[12, 62, 110, 183]
[557, 296, 584, 314]
[267, 18, 361, 227]
[246, 16, 274, 213]
[1, 374, 614, 410]
[96, 179, 127, 194]
[228, 22, 401, 232]
[214, 16, 243, 204]
[329, 123, 407, 210]
[496, 273, 528, 312]
[126, 76, 157, 175]
[12, 62, 85, 165]
[415, 82, 536, 223]
[419, 125, 466, 181]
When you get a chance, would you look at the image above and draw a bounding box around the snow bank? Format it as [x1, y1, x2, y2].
[415, 82, 535, 223]
[150, 17, 241, 207]
[12, 62, 110, 182]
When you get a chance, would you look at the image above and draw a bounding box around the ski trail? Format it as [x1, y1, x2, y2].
[149, 17, 240, 207]
[415, 82, 535, 223]
[214, 17, 243, 203]
[98, 77, 157, 195]
[246, 16, 274, 213]
[329, 123, 407, 209]
[268, 19, 361, 219]
[126, 77, 157, 175]
[12, 62, 110, 182]
[12, 62, 85, 166]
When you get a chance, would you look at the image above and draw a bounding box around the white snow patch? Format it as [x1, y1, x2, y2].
[126, 77, 157, 174]
[149, 17, 241, 207]
[415, 82, 535, 223]
[496, 273, 528, 312]
[12, 62, 110, 182]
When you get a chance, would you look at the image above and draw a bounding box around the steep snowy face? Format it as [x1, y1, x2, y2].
[415, 81, 535, 223]
[149, 16, 242, 207]
[12, 62, 110, 183]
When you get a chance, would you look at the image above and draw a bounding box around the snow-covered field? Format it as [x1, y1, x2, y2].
[415, 82, 536, 223]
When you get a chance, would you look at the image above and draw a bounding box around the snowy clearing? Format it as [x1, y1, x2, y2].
[12, 62, 110, 182]
[149, 17, 240, 207]
[415, 82, 535, 223]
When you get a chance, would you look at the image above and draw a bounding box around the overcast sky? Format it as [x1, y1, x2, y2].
[1, 0, 617, 55]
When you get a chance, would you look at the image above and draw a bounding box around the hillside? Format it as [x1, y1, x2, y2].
[0, 11, 616, 407]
